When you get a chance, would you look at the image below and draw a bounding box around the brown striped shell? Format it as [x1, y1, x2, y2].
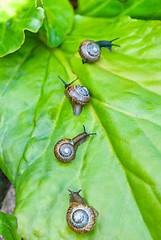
[79, 40, 101, 63]
[65, 85, 90, 105]
[54, 138, 76, 162]
[66, 203, 98, 233]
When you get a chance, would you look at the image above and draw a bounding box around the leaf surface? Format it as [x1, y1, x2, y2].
[0, 16, 161, 240]
[76, 0, 161, 20]
[0, 212, 21, 240]
[0, 0, 44, 57]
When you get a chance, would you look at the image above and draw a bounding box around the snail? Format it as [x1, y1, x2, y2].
[58, 76, 90, 116]
[66, 189, 99, 233]
[54, 125, 96, 163]
[78, 38, 120, 63]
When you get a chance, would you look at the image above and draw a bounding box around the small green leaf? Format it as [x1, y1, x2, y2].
[42, 0, 74, 47]
[0, 0, 44, 57]
[76, 0, 161, 20]
[0, 212, 21, 240]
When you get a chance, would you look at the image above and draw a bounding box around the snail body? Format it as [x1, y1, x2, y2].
[66, 190, 98, 233]
[58, 76, 90, 116]
[78, 38, 120, 64]
[54, 126, 96, 163]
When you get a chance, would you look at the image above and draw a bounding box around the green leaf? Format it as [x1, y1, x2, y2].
[0, 0, 27, 22]
[0, 0, 44, 57]
[76, 0, 161, 20]
[0, 15, 161, 239]
[0, 212, 21, 240]
[42, 0, 74, 47]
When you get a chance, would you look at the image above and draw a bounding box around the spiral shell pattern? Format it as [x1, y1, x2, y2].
[66, 203, 97, 233]
[54, 139, 76, 162]
[79, 40, 101, 63]
[66, 85, 90, 105]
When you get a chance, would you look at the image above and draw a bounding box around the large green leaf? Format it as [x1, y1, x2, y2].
[76, 0, 161, 20]
[0, 15, 161, 239]
[0, 0, 44, 57]
[0, 212, 21, 240]
[42, 0, 74, 47]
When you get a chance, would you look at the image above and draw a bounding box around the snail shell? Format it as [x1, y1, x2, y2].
[66, 189, 98, 233]
[65, 85, 90, 105]
[66, 203, 97, 233]
[58, 76, 90, 116]
[79, 38, 120, 63]
[79, 40, 101, 63]
[54, 139, 76, 162]
[54, 126, 96, 163]
[65, 85, 90, 116]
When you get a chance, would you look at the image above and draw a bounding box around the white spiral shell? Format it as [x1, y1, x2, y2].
[66, 203, 97, 233]
[79, 40, 101, 63]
